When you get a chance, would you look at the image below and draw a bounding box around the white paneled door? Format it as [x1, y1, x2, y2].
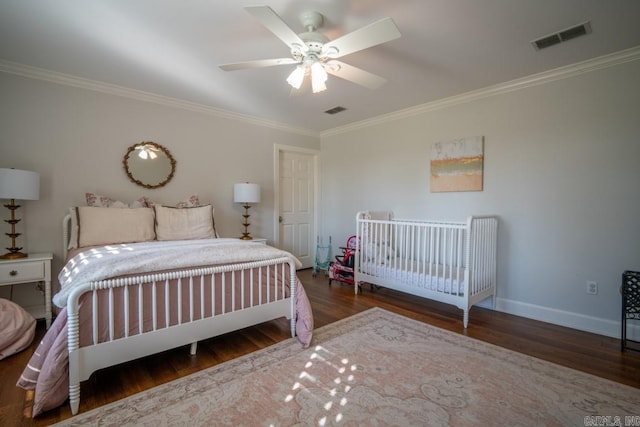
[278, 148, 317, 269]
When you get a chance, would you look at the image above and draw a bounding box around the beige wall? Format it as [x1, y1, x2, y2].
[319, 58, 640, 337]
[2, 57, 639, 338]
[0, 73, 319, 288]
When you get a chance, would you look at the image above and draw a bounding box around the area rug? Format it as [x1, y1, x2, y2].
[54, 308, 640, 426]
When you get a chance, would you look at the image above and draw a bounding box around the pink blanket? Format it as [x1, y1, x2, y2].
[17, 278, 313, 417]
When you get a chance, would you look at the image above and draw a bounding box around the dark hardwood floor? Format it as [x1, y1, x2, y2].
[2, 268, 639, 426]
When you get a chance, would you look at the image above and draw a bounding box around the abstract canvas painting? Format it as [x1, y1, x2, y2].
[431, 136, 484, 192]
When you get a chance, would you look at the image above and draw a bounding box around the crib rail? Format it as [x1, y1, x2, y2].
[357, 217, 468, 293]
[355, 211, 497, 327]
[66, 257, 297, 414]
[466, 216, 498, 298]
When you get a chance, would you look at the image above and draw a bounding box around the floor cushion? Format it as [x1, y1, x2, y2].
[0, 298, 36, 360]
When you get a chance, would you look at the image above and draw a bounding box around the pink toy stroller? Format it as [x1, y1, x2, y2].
[328, 235, 358, 287]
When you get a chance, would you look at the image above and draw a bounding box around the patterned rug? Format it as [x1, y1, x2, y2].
[54, 308, 640, 426]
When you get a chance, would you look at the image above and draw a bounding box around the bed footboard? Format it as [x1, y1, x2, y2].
[355, 211, 497, 327]
[66, 257, 297, 415]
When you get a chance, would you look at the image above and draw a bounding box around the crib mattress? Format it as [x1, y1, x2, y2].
[360, 260, 467, 295]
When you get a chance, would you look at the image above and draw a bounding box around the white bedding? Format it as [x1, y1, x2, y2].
[54, 238, 302, 308]
[361, 260, 467, 295]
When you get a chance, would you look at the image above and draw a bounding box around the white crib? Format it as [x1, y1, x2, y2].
[355, 211, 498, 327]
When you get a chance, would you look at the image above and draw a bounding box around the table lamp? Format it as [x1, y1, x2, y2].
[0, 168, 40, 259]
[233, 183, 260, 240]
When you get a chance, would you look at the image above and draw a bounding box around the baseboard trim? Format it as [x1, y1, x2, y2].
[475, 297, 639, 341]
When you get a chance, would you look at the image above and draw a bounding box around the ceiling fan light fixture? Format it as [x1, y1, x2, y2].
[221, 6, 401, 94]
[311, 62, 328, 93]
[286, 65, 306, 89]
[312, 80, 327, 93]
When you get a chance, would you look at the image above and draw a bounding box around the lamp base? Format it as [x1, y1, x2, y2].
[2, 199, 28, 260]
[239, 204, 253, 240]
[0, 251, 28, 260]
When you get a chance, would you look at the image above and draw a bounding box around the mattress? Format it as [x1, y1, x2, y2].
[361, 260, 467, 295]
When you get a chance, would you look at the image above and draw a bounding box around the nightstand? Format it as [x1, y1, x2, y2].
[0, 253, 53, 328]
[249, 237, 267, 245]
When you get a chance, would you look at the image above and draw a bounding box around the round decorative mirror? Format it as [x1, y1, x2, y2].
[123, 142, 176, 189]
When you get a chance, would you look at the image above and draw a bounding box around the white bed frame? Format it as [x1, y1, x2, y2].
[62, 214, 297, 415]
[355, 211, 498, 328]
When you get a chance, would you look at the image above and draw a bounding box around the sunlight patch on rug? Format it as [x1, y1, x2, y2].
[53, 308, 640, 426]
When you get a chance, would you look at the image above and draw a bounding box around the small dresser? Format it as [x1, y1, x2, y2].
[0, 253, 53, 328]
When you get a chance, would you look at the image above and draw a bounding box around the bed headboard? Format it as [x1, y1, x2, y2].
[63, 213, 72, 259]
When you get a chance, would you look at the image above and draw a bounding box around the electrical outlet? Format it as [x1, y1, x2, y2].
[586, 281, 598, 295]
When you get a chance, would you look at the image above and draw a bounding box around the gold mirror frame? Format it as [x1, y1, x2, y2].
[123, 142, 176, 189]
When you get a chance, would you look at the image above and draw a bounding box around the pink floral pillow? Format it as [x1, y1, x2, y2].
[136, 195, 199, 208]
[139, 196, 156, 208]
[85, 192, 146, 208]
[175, 194, 200, 208]
[85, 193, 199, 209]
[86, 192, 119, 207]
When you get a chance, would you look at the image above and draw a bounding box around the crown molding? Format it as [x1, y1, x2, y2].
[0, 60, 319, 138]
[320, 45, 640, 138]
[2, 44, 639, 140]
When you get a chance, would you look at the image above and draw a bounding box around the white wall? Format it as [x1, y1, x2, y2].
[0, 72, 319, 292]
[319, 58, 640, 337]
[2, 57, 639, 338]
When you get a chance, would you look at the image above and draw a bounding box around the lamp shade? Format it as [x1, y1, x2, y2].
[0, 168, 40, 200]
[234, 183, 260, 204]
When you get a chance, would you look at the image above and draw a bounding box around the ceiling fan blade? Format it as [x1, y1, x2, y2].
[322, 17, 401, 58]
[245, 6, 308, 52]
[325, 60, 387, 90]
[219, 58, 298, 71]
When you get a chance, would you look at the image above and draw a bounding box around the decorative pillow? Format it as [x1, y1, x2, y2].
[85, 192, 147, 209]
[140, 196, 156, 208]
[86, 192, 124, 208]
[155, 204, 216, 241]
[175, 194, 200, 208]
[128, 198, 146, 209]
[76, 206, 156, 248]
[68, 194, 150, 249]
[139, 195, 199, 209]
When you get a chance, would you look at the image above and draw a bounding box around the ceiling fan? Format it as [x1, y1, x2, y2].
[219, 6, 401, 94]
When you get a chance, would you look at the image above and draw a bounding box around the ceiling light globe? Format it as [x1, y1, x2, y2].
[311, 62, 328, 93]
[287, 66, 305, 89]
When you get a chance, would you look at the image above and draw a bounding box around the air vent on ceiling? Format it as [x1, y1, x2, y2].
[531, 21, 592, 50]
[324, 106, 347, 115]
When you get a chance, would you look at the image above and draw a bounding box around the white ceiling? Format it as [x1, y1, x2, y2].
[1, 0, 640, 133]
